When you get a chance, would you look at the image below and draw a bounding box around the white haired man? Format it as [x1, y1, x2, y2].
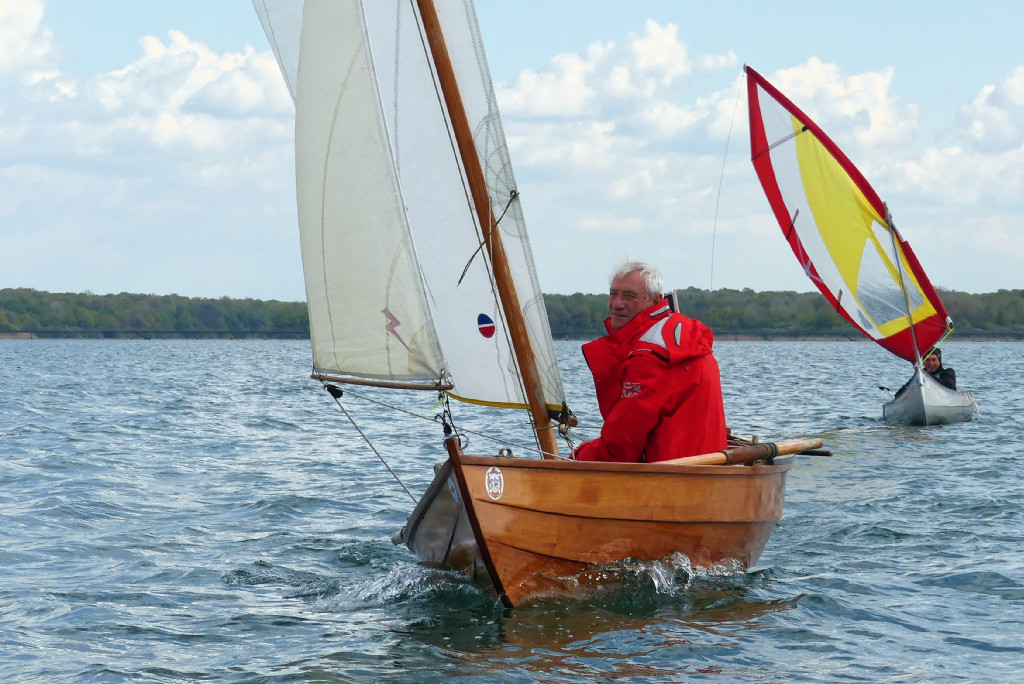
[572, 260, 727, 463]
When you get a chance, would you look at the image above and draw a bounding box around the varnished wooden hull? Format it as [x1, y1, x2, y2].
[439, 454, 792, 607]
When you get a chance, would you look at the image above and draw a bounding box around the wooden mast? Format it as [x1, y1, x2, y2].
[416, 0, 559, 458]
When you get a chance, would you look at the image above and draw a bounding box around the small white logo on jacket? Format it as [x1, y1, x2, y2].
[621, 381, 641, 398]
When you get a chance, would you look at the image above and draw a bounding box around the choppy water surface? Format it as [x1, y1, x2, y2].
[2, 339, 1021, 681]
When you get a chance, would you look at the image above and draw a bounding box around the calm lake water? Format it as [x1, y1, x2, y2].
[2, 338, 1021, 682]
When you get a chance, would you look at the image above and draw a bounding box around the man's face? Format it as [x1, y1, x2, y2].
[608, 270, 661, 330]
[924, 354, 940, 373]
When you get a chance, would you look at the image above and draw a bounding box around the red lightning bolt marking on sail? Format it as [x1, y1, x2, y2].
[382, 307, 410, 350]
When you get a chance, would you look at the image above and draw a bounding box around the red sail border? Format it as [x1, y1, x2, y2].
[745, 65, 949, 362]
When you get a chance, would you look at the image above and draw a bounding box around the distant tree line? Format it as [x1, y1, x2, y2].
[2, 287, 1023, 339]
[0, 289, 308, 339]
[545, 288, 852, 338]
[546, 287, 1024, 339]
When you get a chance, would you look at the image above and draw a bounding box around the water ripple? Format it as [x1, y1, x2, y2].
[1, 339, 1022, 681]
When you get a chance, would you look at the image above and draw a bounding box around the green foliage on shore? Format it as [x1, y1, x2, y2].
[0, 289, 308, 338]
[2, 287, 1022, 339]
[550, 287, 1024, 339]
[545, 288, 853, 338]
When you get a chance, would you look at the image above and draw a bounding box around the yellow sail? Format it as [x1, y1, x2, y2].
[746, 66, 951, 362]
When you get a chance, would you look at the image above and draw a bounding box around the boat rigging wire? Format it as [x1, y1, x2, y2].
[709, 72, 746, 292]
[323, 384, 417, 503]
[324, 382, 573, 461]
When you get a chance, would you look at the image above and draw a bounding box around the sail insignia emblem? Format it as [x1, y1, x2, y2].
[382, 307, 410, 350]
[485, 466, 504, 500]
[477, 313, 496, 338]
[622, 381, 641, 398]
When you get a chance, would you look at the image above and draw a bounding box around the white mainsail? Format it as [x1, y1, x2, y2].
[255, 0, 565, 411]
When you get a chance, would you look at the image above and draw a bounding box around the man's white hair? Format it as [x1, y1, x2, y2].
[611, 260, 663, 298]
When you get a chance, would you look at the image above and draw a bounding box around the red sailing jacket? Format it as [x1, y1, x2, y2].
[573, 302, 727, 463]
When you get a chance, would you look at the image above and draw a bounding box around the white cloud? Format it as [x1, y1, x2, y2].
[0, 6, 300, 298]
[969, 213, 1024, 261]
[90, 30, 290, 117]
[496, 19, 735, 120]
[891, 136, 1024, 213]
[0, 0, 57, 75]
[496, 51, 598, 117]
[767, 58, 918, 150]
[6, 25, 294, 159]
[506, 120, 624, 171]
[637, 98, 706, 138]
[956, 65, 1024, 151]
[495, 19, 740, 240]
[626, 20, 690, 90]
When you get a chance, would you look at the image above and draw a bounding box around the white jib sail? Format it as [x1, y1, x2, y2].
[295, 0, 445, 383]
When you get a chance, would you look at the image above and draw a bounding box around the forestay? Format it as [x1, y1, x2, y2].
[745, 66, 950, 363]
[254, 0, 565, 411]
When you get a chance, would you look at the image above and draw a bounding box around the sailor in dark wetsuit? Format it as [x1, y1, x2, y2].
[895, 347, 956, 398]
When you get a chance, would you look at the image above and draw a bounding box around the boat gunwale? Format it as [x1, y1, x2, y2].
[457, 454, 794, 475]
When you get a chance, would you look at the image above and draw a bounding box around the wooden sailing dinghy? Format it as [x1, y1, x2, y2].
[253, 1, 821, 607]
[423, 437, 819, 606]
[746, 66, 978, 426]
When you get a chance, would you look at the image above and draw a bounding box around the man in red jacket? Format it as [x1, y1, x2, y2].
[572, 261, 727, 463]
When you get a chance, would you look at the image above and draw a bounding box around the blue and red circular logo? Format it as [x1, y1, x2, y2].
[477, 313, 496, 338]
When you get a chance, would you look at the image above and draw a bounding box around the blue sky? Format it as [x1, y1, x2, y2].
[4, 0, 1024, 301]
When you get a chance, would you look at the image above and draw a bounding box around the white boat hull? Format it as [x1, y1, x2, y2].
[883, 370, 978, 426]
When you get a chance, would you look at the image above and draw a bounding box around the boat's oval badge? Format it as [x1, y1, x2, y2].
[485, 466, 504, 500]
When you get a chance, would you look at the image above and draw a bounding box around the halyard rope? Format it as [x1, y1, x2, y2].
[709, 73, 745, 291]
[457, 190, 519, 286]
